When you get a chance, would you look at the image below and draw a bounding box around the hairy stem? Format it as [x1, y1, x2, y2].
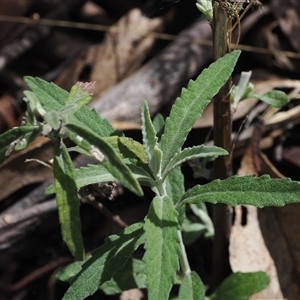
[211, 0, 233, 289]
[178, 230, 191, 276]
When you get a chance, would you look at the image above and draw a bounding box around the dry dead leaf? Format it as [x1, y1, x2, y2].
[120, 289, 144, 300]
[230, 205, 284, 299]
[232, 141, 284, 298]
[55, 8, 165, 96]
[232, 117, 300, 298]
[282, 146, 300, 169]
[0, 137, 53, 201]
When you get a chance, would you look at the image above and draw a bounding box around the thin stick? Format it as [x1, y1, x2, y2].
[7, 257, 73, 292]
[82, 197, 128, 229]
[0, 15, 300, 58]
[211, 0, 233, 290]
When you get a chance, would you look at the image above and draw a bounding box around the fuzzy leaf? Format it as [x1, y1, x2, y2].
[143, 196, 180, 300]
[196, 0, 213, 21]
[151, 147, 163, 177]
[126, 162, 156, 187]
[104, 136, 147, 163]
[166, 166, 185, 205]
[65, 85, 92, 107]
[55, 256, 91, 282]
[0, 126, 39, 164]
[141, 101, 158, 160]
[44, 111, 60, 130]
[24, 76, 117, 137]
[24, 76, 68, 109]
[162, 145, 228, 179]
[178, 271, 205, 300]
[118, 137, 147, 163]
[47, 159, 155, 196]
[209, 272, 270, 300]
[63, 223, 144, 300]
[160, 50, 240, 171]
[152, 113, 165, 141]
[45, 164, 115, 195]
[141, 100, 162, 175]
[65, 124, 143, 196]
[182, 219, 208, 245]
[166, 166, 185, 225]
[100, 258, 146, 295]
[181, 175, 300, 207]
[53, 142, 84, 260]
[59, 83, 93, 120]
[23, 90, 46, 120]
[231, 71, 252, 108]
[74, 164, 115, 188]
[252, 90, 289, 108]
[190, 203, 214, 237]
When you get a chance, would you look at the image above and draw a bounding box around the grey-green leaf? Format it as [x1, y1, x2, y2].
[141, 100, 161, 175]
[65, 123, 143, 196]
[45, 164, 116, 195]
[166, 166, 185, 206]
[209, 272, 270, 300]
[126, 162, 156, 187]
[104, 136, 147, 163]
[178, 271, 205, 300]
[143, 196, 180, 300]
[162, 145, 228, 180]
[24, 76, 68, 110]
[65, 84, 92, 107]
[166, 166, 185, 225]
[63, 223, 145, 300]
[160, 50, 241, 172]
[53, 142, 84, 260]
[231, 71, 253, 108]
[152, 113, 165, 141]
[24, 76, 117, 137]
[44, 111, 60, 130]
[100, 258, 146, 295]
[252, 90, 289, 108]
[23, 90, 46, 119]
[74, 164, 115, 188]
[141, 100, 158, 160]
[181, 175, 300, 207]
[182, 218, 208, 245]
[0, 126, 39, 164]
[55, 256, 91, 282]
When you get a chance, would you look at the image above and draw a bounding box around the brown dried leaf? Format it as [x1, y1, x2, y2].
[55, 8, 165, 96]
[0, 137, 53, 201]
[75, 81, 96, 96]
[230, 205, 284, 299]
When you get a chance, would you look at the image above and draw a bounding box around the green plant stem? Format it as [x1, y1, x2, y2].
[211, 0, 233, 289]
[178, 230, 191, 275]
